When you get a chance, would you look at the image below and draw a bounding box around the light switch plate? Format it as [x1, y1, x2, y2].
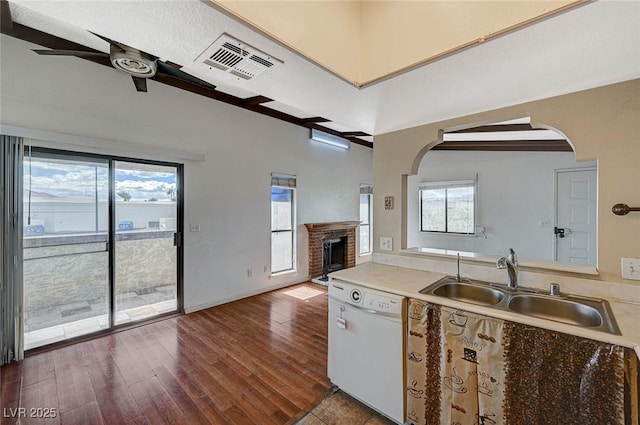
[380, 237, 393, 251]
[622, 258, 640, 280]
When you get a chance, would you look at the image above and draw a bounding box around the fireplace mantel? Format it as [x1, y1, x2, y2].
[304, 221, 360, 232]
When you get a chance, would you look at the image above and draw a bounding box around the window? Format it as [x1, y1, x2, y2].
[420, 180, 475, 234]
[271, 173, 296, 274]
[359, 184, 373, 255]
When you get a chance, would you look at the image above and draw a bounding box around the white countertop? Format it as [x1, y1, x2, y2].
[329, 262, 640, 360]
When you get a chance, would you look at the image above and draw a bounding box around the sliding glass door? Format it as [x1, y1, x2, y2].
[114, 161, 178, 325]
[23, 149, 182, 350]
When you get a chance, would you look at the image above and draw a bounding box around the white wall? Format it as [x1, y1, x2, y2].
[407, 150, 596, 261]
[1, 35, 373, 311]
[24, 199, 176, 233]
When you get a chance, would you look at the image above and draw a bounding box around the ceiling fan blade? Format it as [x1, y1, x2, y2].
[88, 31, 158, 59]
[87, 31, 117, 47]
[32, 49, 109, 59]
[131, 76, 147, 93]
[156, 61, 216, 90]
[131, 76, 147, 92]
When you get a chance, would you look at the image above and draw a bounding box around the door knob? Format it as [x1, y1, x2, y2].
[554, 227, 566, 238]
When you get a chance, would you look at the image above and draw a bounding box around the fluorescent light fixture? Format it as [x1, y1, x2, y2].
[310, 129, 350, 149]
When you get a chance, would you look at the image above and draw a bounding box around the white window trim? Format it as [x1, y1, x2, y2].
[270, 173, 297, 275]
[419, 178, 477, 235]
[359, 186, 373, 255]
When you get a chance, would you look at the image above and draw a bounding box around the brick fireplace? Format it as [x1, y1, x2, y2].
[304, 221, 359, 281]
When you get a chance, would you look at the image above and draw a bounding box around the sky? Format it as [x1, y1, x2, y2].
[24, 159, 177, 202]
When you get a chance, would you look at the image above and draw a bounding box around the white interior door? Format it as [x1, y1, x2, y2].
[555, 168, 597, 265]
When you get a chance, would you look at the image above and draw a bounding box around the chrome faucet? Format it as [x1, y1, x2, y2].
[497, 248, 518, 289]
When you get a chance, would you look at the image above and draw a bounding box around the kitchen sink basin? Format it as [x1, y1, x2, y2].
[420, 276, 620, 334]
[508, 294, 603, 328]
[429, 282, 505, 306]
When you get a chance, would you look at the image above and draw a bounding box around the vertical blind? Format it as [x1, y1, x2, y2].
[1, 135, 24, 365]
[360, 184, 373, 195]
[271, 173, 296, 188]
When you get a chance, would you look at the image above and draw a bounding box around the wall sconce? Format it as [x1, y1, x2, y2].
[310, 129, 350, 149]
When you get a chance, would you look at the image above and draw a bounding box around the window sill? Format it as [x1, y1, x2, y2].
[419, 231, 477, 237]
[270, 269, 297, 278]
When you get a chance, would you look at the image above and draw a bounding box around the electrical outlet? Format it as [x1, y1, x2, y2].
[539, 220, 551, 228]
[189, 223, 200, 232]
[621, 258, 640, 280]
[380, 237, 393, 251]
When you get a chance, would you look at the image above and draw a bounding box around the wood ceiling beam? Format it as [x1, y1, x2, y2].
[1, 22, 373, 149]
[341, 131, 371, 137]
[2, 21, 102, 53]
[1, 0, 13, 31]
[300, 117, 331, 123]
[431, 140, 573, 152]
[448, 124, 535, 133]
[243, 95, 273, 106]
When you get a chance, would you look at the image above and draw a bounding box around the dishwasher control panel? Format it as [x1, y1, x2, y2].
[329, 279, 404, 316]
[364, 293, 401, 315]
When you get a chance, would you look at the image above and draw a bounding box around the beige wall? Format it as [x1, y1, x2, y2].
[359, 1, 575, 84]
[373, 79, 640, 283]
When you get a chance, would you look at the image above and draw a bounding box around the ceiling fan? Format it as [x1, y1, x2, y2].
[32, 31, 216, 93]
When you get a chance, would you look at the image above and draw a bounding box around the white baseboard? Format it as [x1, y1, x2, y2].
[184, 276, 310, 314]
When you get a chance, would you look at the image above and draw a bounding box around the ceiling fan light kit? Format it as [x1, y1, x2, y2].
[110, 44, 157, 78]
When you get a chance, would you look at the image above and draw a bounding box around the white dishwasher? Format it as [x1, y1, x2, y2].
[328, 278, 406, 424]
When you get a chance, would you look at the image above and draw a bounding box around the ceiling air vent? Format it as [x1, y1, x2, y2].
[196, 34, 283, 80]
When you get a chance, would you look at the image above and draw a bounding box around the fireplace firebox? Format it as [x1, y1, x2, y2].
[322, 236, 347, 280]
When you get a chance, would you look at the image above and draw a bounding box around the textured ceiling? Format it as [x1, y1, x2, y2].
[6, 0, 640, 139]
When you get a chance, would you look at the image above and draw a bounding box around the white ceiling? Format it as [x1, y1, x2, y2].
[7, 0, 640, 140]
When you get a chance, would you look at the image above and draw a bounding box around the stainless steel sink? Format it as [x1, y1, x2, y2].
[420, 276, 620, 334]
[430, 282, 504, 306]
[509, 295, 603, 327]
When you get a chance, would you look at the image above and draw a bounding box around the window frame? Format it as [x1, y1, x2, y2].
[359, 185, 373, 255]
[270, 174, 296, 275]
[419, 179, 476, 235]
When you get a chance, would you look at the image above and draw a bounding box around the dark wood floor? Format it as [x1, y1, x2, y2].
[1, 283, 332, 425]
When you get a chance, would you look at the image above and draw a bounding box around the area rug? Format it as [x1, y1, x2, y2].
[283, 286, 325, 300]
